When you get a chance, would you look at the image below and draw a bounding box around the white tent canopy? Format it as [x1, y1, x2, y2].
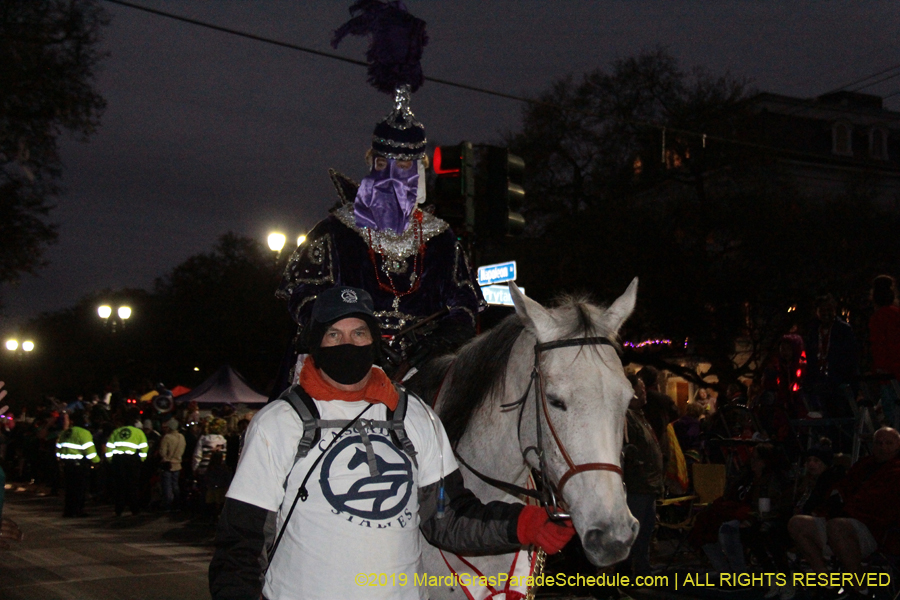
[177, 365, 268, 405]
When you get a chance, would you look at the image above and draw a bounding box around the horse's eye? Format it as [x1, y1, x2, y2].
[548, 397, 567, 411]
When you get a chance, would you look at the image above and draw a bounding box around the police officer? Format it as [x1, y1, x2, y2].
[56, 410, 99, 517]
[105, 410, 148, 516]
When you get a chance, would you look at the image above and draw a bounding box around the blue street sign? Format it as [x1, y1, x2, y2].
[477, 261, 517, 287]
[481, 284, 524, 307]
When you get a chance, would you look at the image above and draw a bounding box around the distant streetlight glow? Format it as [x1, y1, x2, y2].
[5, 339, 18, 351]
[268, 232, 286, 252]
[297, 234, 307, 246]
[118, 306, 132, 320]
[98, 305, 112, 319]
[194, 367, 200, 371]
[22, 341, 34, 352]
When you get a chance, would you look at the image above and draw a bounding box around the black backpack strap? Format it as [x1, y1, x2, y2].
[278, 385, 321, 461]
[387, 384, 418, 469]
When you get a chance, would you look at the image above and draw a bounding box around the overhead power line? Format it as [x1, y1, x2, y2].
[784, 62, 900, 118]
[102, 0, 900, 167]
[101, 0, 533, 104]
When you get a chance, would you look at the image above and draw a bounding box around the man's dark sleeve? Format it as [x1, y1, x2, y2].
[209, 498, 277, 600]
[418, 469, 523, 554]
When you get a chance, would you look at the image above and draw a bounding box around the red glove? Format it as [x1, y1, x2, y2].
[516, 505, 576, 554]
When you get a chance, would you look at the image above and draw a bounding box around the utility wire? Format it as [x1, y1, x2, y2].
[101, 0, 533, 104]
[783, 62, 900, 117]
[102, 0, 900, 167]
[850, 70, 900, 93]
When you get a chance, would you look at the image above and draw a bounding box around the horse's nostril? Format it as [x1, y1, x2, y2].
[582, 528, 604, 551]
[630, 519, 640, 538]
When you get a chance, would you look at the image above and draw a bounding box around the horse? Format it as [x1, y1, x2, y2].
[417, 280, 640, 600]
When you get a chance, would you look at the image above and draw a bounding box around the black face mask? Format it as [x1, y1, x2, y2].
[314, 343, 375, 385]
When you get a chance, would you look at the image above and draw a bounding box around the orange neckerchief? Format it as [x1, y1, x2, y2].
[298, 356, 399, 411]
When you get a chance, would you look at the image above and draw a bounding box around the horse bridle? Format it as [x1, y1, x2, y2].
[459, 335, 624, 520]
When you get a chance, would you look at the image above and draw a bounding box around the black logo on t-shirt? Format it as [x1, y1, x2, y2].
[319, 434, 413, 521]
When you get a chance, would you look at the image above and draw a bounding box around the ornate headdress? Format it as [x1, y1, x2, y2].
[332, 0, 429, 160]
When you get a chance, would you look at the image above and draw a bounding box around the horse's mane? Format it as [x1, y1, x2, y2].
[440, 293, 613, 446]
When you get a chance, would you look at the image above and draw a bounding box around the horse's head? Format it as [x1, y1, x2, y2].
[510, 279, 639, 566]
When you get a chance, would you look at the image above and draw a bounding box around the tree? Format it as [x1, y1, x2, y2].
[153, 232, 294, 393]
[0, 0, 108, 298]
[493, 49, 900, 388]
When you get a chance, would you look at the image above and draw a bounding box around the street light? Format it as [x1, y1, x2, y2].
[297, 234, 307, 246]
[98, 303, 132, 333]
[4, 339, 34, 354]
[267, 233, 286, 253]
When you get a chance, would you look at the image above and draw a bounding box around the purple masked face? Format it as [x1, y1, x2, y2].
[354, 157, 419, 234]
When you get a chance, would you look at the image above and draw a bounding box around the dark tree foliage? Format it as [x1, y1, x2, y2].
[0, 0, 107, 293]
[488, 49, 900, 387]
[153, 232, 293, 394]
[9, 234, 293, 404]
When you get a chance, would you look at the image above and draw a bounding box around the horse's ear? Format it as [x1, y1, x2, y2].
[606, 277, 638, 333]
[509, 281, 553, 336]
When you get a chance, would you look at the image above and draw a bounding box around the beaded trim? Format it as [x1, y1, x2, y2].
[372, 136, 427, 149]
[276, 235, 335, 303]
[333, 204, 448, 262]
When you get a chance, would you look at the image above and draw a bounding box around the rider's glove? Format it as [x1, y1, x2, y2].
[516, 505, 576, 554]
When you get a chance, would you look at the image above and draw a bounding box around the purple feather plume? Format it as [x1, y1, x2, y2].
[332, 0, 429, 94]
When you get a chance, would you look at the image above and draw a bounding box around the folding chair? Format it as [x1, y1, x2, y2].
[655, 463, 727, 570]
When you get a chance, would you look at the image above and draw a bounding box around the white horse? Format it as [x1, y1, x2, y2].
[418, 280, 640, 600]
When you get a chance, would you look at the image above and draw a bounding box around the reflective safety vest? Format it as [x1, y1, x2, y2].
[105, 426, 149, 461]
[56, 426, 100, 463]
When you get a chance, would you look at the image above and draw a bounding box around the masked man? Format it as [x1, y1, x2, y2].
[209, 286, 574, 600]
[276, 93, 483, 384]
[276, 3, 484, 385]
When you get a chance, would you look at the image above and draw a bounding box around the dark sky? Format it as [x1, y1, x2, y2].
[4, 0, 900, 329]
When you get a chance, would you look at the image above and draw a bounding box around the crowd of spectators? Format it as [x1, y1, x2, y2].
[616, 276, 900, 600]
[0, 389, 252, 522]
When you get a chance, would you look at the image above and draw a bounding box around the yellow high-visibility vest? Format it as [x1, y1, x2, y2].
[56, 426, 100, 463]
[105, 426, 149, 461]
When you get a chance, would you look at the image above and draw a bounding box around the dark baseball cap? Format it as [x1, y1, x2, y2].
[311, 286, 376, 325]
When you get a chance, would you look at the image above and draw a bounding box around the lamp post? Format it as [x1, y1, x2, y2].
[267, 231, 308, 270]
[4, 338, 35, 400]
[5, 339, 35, 355]
[98, 304, 132, 333]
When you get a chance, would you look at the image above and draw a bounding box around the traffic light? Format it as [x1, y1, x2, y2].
[478, 146, 526, 236]
[431, 142, 474, 235]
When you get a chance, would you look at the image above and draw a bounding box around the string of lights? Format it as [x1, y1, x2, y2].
[101, 0, 900, 169]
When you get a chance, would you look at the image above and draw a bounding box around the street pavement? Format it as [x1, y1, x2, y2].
[0, 484, 214, 600]
[0, 483, 772, 600]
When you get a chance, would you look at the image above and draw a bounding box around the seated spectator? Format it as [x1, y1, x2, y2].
[793, 439, 845, 517]
[694, 388, 713, 413]
[690, 445, 792, 582]
[789, 427, 900, 598]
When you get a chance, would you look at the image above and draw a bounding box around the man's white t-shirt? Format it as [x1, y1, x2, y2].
[227, 391, 457, 600]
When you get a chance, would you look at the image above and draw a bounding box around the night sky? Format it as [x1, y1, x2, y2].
[3, 0, 900, 329]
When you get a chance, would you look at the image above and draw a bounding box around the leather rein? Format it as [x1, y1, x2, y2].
[456, 335, 624, 519]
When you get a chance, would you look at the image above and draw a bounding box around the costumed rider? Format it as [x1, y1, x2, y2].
[209, 286, 575, 600]
[275, 0, 484, 383]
